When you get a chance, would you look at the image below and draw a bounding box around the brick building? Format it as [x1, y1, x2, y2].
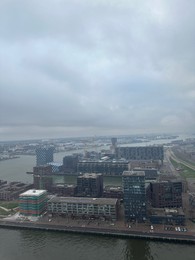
[77, 173, 103, 197]
[148, 180, 183, 208]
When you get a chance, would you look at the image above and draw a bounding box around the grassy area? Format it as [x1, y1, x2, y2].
[172, 150, 195, 167]
[170, 158, 195, 179]
[170, 157, 180, 168]
[0, 208, 10, 215]
[0, 201, 19, 209]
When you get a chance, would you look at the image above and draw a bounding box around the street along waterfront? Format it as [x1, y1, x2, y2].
[0, 217, 195, 244]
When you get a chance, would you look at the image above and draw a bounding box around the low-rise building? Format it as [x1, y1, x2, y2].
[129, 160, 161, 170]
[47, 196, 118, 221]
[132, 168, 158, 180]
[77, 160, 129, 176]
[116, 146, 164, 164]
[103, 186, 123, 199]
[149, 208, 185, 225]
[51, 184, 77, 197]
[0, 181, 33, 201]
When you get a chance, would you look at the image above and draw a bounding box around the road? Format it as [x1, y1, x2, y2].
[0, 219, 195, 244]
[164, 148, 195, 176]
[169, 149, 195, 171]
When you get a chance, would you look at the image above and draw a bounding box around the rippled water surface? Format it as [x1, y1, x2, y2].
[0, 229, 195, 260]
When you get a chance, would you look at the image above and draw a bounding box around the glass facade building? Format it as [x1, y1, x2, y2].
[36, 147, 54, 166]
[122, 171, 146, 222]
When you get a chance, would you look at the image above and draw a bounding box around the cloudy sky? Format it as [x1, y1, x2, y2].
[0, 0, 195, 141]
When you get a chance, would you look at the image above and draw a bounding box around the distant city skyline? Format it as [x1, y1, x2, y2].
[0, 0, 195, 141]
[0, 132, 193, 143]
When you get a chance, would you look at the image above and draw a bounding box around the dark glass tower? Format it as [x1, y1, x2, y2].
[122, 171, 146, 222]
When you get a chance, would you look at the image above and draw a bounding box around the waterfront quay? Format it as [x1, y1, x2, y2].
[0, 215, 195, 244]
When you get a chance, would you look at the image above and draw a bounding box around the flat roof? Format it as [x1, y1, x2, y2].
[79, 160, 129, 163]
[122, 171, 145, 176]
[78, 173, 102, 178]
[150, 207, 184, 216]
[47, 162, 62, 167]
[20, 189, 47, 196]
[48, 196, 118, 205]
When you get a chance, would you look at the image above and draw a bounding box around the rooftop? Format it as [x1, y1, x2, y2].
[150, 207, 185, 216]
[78, 173, 102, 178]
[20, 189, 47, 197]
[48, 196, 118, 205]
[122, 171, 145, 177]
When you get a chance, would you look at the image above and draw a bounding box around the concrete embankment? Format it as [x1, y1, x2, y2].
[0, 220, 195, 244]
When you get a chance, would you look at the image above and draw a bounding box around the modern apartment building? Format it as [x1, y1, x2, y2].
[33, 165, 53, 174]
[33, 175, 53, 192]
[77, 173, 103, 197]
[122, 171, 146, 222]
[149, 208, 185, 225]
[148, 181, 183, 208]
[116, 146, 164, 163]
[63, 155, 79, 173]
[47, 196, 118, 221]
[131, 168, 158, 180]
[77, 160, 129, 176]
[19, 189, 47, 217]
[36, 147, 54, 166]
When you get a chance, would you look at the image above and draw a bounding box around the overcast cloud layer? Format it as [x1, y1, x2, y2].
[0, 0, 195, 141]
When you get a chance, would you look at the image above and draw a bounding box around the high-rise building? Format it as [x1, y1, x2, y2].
[33, 165, 53, 174]
[36, 147, 54, 166]
[33, 175, 53, 192]
[77, 173, 103, 197]
[63, 155, 79, 173]
[19, 189, 47, 217]
[122, 171, 146, 222]
[111, 137, 117, 154]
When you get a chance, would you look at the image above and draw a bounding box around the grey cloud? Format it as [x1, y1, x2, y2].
[0, 0, 195, 140]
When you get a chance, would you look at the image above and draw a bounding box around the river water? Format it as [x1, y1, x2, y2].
[0, 228, 195, 260]
[0, 136, 195, 260]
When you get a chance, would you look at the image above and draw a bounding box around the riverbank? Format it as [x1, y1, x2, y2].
[0, 156, 20, 162]
[0, 218, 195, 244]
